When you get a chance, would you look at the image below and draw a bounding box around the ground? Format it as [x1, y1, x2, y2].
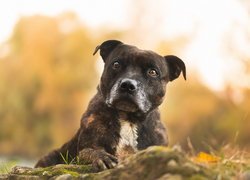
[0, 146, 249, 179]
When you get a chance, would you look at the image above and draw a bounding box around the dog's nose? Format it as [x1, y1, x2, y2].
[120, 79, 137, 93]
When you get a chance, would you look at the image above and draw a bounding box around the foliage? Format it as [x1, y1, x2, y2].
[0, 13, 249, 159]
[161, 74, 250, 152]
[0, 14, 99, 156]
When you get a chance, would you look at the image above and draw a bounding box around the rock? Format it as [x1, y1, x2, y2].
[9, 164, 93, 179]
[80, 146, 217, 180]
[0, 174, 9, 180]
[7, 174, 41, 180]
[167, 159, 178, 168]
[12, 166, 33, 174]
[2, 146, 224, 179]
[157, 174, 183, 180]
[54, 174, 73, 180]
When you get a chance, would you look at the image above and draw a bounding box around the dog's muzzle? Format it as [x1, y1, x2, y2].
[119, 79, 138, 94]
[106, 78, 151, 113]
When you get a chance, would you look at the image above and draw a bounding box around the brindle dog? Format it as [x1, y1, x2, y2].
[35, 40, 186, 171]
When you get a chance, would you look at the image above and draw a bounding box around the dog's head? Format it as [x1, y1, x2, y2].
[94, 40, 186, 114]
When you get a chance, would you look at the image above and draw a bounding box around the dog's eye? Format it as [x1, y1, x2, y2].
[148, 69, 158, 77]
[112, 61, 120, 69]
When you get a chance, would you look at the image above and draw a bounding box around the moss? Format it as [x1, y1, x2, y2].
[27, 167, 51, 176]
[9, 146, 244, 179]
[44, 168, 79, 177]
[188, 174, 209, 180]
[84, 146, 215, 180]
[11, 164, 93, 178]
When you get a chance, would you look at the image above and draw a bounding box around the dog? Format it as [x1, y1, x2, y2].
[35, 40, 186, 171]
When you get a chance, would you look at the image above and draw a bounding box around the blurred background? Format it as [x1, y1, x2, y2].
[0, 0, 249, 167]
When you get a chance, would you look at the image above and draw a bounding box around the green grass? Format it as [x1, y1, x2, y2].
[0, 160, 17, 174]
[59, 151, 80, 165]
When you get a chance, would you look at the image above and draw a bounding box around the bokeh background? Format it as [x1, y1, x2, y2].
[0, 0, 249, 166]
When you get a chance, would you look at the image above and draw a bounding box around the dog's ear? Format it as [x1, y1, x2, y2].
[93, 40, 123, 61]
[164, 55, 186, 81]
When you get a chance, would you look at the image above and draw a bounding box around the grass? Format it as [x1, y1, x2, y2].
[0, 160, 17, 174]
[186, 139, 250, 178]
[217, 146, 250, 177]
[59, 151, 80, 165]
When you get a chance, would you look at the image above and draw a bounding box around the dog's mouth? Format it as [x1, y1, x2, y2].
[107, 96, 139, 112]
[113, 99, 138, 112]
[105, 80, 152, 113]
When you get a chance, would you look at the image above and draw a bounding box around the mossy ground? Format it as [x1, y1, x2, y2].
[9, 164, 94, 179]
[1, 146, 249, 179]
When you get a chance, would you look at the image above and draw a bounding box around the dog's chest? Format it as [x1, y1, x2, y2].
[116, 119, 138, 159]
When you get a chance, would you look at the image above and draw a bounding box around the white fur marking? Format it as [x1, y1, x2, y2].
[136, 90, 151, 113]
[106, 78, 152, 112]
[117, 120, 138, 154]
[106, 82, 119, 105]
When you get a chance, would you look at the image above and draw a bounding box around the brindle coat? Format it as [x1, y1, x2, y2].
[35, 40, 186, 171]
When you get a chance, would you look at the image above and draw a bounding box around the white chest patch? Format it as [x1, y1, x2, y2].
[116, 119, 138, 157]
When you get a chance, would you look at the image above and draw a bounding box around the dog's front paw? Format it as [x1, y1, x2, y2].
[79, 148, 118, 171]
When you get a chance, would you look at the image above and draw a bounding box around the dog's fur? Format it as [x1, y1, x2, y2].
[35, 40, 186, 170]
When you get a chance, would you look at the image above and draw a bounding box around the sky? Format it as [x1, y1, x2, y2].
[0, 0, 128, 41]
[0, 0, 249, 91]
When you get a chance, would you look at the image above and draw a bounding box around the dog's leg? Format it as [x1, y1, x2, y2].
[79, 148, 118, 171]
[77, 131, 118, 171]
[34, 130, 80, 168]
[77, 116, 119, 171]
[34, 149, 64, 167]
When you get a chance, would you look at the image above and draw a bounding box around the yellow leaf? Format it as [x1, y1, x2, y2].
[193, 152, 220, 164]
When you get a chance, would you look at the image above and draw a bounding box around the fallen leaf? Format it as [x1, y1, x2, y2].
[193, 152, 220, 164]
